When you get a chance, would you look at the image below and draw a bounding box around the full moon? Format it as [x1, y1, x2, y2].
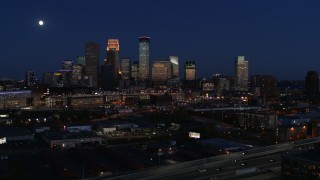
[39, 20, 44, 26]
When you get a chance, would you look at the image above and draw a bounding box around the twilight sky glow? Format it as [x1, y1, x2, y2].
[1, 0, 320, 80]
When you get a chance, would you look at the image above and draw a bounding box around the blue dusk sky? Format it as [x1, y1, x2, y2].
[1, 0, 320, 80]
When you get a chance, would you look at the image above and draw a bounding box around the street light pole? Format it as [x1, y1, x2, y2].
[158, 148, 162, 166]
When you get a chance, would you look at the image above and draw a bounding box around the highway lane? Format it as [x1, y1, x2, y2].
[100, 137, 320, 180]
[147, 154, 281, 180]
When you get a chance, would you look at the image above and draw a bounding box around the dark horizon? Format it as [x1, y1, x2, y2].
[1, 0, 320, 80]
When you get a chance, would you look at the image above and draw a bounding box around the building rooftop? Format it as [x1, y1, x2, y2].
[42, 131, 99, 140]
[0, 126, 33, 137]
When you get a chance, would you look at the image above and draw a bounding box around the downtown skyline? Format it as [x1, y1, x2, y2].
[2, 0, 320, 80]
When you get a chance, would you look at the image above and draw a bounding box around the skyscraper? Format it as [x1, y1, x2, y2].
[152, 61, 169, 82]
[42, 72, 54, 85]
[185, 61, 196, 81]
[100, 64, 114, 91]
[25, 70, 36, 87]
[121, 58, 131, 80]
[251, 75, 278, 98]
[106, 39, 120, 81]
[132, 61, 139, 82]
[71, 64, 83, 86]
[77, 56, 86, 67]
[169, 56, 179, 79]
[85, 42, 100, 88]
[305, 71, 319, 96]
[62, 60, 73, 70]
[235, 56, 249, 91]
[152, 59, 172, 81]
[139, 36, 150, 81]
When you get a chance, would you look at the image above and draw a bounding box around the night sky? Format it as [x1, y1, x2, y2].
[1, 0, 320, 80]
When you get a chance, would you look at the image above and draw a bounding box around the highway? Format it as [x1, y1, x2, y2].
[95, 136, 320, 180]
[146, 154, 281, 180]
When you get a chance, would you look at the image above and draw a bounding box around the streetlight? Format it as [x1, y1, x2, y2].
[158, 149, 163, 166]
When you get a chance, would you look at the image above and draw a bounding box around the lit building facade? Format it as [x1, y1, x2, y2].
[77, 56, 86, 67]
[71, 64, 83, 86]
[170, 56, 179, 79]
[153, 59, 172, 80]
[152, 62, 168, 82]
[61, 60, 73, 70]
[85, 42, 100, 88]
[25, 70, 36, 87]
[235, 56, 249, 91]
[106, 39, 120, 81]
[139, 36, 150, 81]
[121, 58, 131, 80]
[132, 61, 139, 82]
[185, 61, 196, 81]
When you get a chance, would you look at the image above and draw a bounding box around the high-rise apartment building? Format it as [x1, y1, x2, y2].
[139, 36, 150, 81]
[121, 58, 131, 80]
[85, 42, 100, 88]
[185, 61, 196, 81]
[169, 56, 179, 79]
[235, 56, 249, 91]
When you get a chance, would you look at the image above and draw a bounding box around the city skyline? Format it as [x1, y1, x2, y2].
[2, 1, 320, 80]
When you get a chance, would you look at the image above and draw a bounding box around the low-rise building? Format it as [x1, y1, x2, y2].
[41, 131, 101, 148]
[238, 111, 277, 131]
[0, 126, 34, 142]
[282, 149, 320, 179]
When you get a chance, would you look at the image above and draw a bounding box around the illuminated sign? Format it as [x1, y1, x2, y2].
[0, 137, 6, 144]
[189, 132, 200, 139]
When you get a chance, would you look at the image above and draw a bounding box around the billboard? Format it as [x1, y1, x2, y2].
[189, 132, 200, 139]
[0, 137, 6, 144]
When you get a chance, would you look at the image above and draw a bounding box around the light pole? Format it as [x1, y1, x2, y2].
[158, 149, 162, 166]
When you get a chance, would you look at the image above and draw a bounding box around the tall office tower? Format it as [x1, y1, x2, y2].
[42, 72, 54, 85]
[132, 61, 139, 81]
[185, 61, 196, 80]
[85, 42, 100, 88]
[152, 61, 169, 82]
[100, 64, 114, 91]
[305, 71, 319, 96]
[235, 56, 249, 91]
[77, 56, 86, 67]
[71, 64, 83, 86]
[25, 70, 36, 87]
[153, 59, 172, 80]
[139, 36, 150, 81]
[251, 75, 278, 98]
[106, 39, 120, 80]
[121, 58, 131, 80]
[169, 56, 179, 78]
